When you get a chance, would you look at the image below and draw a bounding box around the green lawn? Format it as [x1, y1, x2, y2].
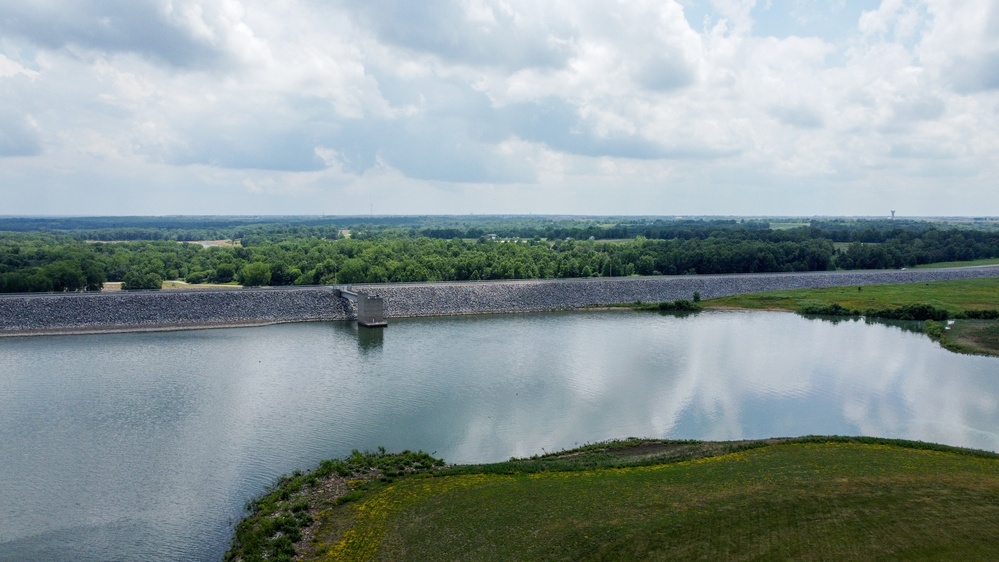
[914, 258, 999, 269]
[704, 277, 999, 356]
[704, 277, 999, 315]
[284, 439, 999, 561]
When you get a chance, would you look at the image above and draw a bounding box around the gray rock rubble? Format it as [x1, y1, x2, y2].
[2, 266, 998, 333]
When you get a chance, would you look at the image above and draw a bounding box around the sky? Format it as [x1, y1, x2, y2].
[1, 0, 998, 217]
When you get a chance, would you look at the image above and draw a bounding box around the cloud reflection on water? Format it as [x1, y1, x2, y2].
[2, 311, 998, 561]
[428, 311, 999, 461]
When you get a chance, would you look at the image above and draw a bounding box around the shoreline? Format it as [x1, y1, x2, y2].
[0, 319, 296, 338]
[0, 306, 641, 338]
[229, 436, 999, 561]
[4, 267, 999, 337]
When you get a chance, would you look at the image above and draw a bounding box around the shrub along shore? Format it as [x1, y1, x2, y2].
[3, 266, 999, 336]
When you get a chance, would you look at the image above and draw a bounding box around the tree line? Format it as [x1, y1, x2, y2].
[1, 217, 998, 293]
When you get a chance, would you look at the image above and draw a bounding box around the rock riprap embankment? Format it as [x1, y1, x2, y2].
[358, 266, 999, 317]
[0, 287, 349, 334]
[2, 266, 998, 335]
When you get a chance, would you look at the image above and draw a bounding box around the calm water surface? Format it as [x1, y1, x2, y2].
[1, 311, 997, 561]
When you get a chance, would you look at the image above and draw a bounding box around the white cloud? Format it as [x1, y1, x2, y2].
[0, 54, 38, 78]
[341, 0, 577, 70]
[0, 0, 998, 215]
[919, 1, 999, 92]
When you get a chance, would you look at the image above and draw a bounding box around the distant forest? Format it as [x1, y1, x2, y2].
[1, 216, 998, 292]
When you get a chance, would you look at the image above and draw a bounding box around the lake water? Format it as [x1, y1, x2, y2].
[1, 310, 997, 561]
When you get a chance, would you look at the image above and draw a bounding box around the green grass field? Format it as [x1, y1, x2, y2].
[705, 277, 999, 314]
[161, 279, 242, 289]
[231, 438, 999, 562]
[769, 222, 810, 230]
[914, 258, 999, 269]
[704, 277, 999, 356]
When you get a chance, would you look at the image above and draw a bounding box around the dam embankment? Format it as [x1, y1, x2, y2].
[0, 287, 350, 335]
[2, 266, 999, 335]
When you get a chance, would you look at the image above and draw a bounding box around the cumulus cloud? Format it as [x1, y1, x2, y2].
[917, 1, 999, 93]
[343, 0, 576, 70]
[0, 111, 41, 157]
[768, 104, 825, 128]
[0, 0, 998, 215]
[0, 54, 37, 78]
[944, 50, 999, 93]
[635, 53, 696, 92]
[0, 1, 248, 68]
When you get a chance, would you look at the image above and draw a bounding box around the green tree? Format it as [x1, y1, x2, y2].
[269, 261, 295, 285]
[83, 263, 106, 291]
[122, 270, 163, 290]
[213, 263, 237, 283]
[240, 262, 272, 287]
[43, 260, 87, 292]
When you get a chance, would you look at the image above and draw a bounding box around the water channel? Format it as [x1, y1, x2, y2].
[1, 310, 997, 561]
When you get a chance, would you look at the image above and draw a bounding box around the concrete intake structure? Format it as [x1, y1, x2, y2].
[335, 288, 387, 327]
[3, 266, 999, 336]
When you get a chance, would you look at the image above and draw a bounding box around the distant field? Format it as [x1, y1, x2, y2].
[184, 239, 240, 247]
[103, 280, 243, 291]
[915, 258, 999, 269]
[234, 438, 999, 562]
[161, 280, 241, 289]
[832, 241, 880, 250]
[86, 239, 239, 246]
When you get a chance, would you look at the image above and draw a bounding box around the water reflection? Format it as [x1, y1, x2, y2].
[357, 326, 385, 351]
[799, 313, 926, 335]
[382, 311, 999, 462]
[329, 320, 385, 352]
[1, 311, 997, 561]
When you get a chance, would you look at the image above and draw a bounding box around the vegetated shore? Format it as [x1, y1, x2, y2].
[227, 437, 999, 562]
[3, 265, 999, 337]
[704, 276, 999, 356]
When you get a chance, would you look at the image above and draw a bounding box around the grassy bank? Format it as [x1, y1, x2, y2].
[228, 438, 999, 561]
[914, 258, 999, 269]
[703, 277, 999, 356]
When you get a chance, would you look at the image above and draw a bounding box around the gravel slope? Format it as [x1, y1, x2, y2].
[2, 266, 998, 335]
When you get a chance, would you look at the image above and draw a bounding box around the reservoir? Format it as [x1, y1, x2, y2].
[1, 310, 998, 561]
